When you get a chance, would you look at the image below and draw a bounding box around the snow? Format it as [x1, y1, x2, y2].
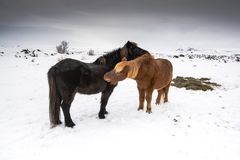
[0, 47, 240, 160]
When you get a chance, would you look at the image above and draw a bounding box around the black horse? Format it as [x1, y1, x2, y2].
[48, 41, 148, 127]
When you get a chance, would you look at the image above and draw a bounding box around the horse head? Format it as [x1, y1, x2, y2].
[104, 61, 129, 85]
[120, 41, 149, 60]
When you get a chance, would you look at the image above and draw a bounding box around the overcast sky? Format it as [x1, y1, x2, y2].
[0, 0, 240, 51]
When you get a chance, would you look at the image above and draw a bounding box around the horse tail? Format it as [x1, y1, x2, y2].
[48, 67, 61, 127]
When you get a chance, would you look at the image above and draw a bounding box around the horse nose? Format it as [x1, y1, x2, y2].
[104, 73, 111, 82]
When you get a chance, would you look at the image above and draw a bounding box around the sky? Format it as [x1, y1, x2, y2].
[0, 0, 240, 51]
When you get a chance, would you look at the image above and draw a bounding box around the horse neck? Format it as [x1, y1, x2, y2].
[130, 48, 149, 60]
[105, 49, 122, 69]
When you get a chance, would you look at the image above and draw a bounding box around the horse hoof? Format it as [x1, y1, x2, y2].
[65, 122, 75, 128]
[57, 120, 62, 125]
[104, 110, 109, 114]
[50, 120, 62, 128]
[146, 110, 152, 114]
[98, 114, 106, 119]
[138, 107, 143, 111]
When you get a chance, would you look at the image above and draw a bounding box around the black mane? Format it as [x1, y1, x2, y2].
[93, 48, 122, 69]
[93, 41, 149, 69]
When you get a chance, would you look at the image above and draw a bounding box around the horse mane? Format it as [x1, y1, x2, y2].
[115, 54, 154, 79]
[93, 48, 121, 67]
[103, 48, 122, 59]
[127, 41, 138, 46]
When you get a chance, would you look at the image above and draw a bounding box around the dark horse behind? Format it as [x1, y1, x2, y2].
[48, 41, 148, 127]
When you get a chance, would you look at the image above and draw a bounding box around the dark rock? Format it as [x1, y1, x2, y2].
[179, 54, 185, 57]
[188, 55, 193, 59]
[173, 55, 179, 58]
[187, 48, 197, 52]
[236, 57, 240, 62]
[171, 76, 221, 91]
[21, 49, 31, 54]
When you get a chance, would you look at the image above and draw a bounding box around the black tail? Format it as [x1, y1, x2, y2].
[48, 67, 62, 127]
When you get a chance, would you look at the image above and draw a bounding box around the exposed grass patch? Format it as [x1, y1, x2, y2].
[171, 76, 221, 91]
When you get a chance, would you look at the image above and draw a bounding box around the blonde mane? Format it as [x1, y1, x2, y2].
[114, 54, 154, 79]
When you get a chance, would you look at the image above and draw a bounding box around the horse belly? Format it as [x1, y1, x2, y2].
[154, 72, 172, 90]
[77, 81, 107, 94]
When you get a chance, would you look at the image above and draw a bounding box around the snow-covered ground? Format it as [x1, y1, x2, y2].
[0, 47, 240, 160]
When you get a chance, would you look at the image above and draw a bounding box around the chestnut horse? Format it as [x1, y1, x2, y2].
[48, 41, 148, 127]
[104, 54, 173, 113]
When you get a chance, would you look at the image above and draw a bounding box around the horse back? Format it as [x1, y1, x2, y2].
[154, 58, 173, 88]
[155, 58, 173, 75]
[50, 58, 109, 94]
[135, 58, 172, 89]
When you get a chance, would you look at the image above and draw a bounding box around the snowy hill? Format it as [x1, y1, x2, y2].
[0, 47, 240, 160]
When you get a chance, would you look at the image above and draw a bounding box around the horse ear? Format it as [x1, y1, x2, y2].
[132, 41, 137, 46]
[125, 41, 130, 47]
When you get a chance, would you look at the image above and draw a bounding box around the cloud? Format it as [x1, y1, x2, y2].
[1, 0, 240, 25]
[0, 0, 240, 50]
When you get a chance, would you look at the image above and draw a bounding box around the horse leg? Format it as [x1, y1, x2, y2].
[146, 87, 154, 113]
[137, 87, 145, 111]
[61, 91, 76, 127]
[98, 85, 115, 119]
[163, 83, 171, 103]
[155, 89, 164, 105]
